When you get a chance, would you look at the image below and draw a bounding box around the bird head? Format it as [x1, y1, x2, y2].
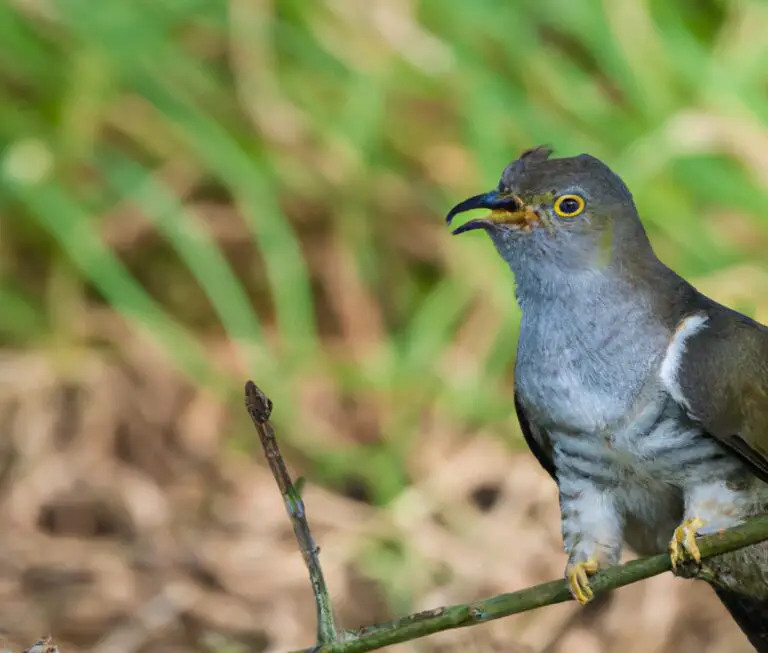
[446, 147, 652, 279]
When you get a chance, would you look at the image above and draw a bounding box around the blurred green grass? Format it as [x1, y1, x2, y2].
[2, 0, 768, 512]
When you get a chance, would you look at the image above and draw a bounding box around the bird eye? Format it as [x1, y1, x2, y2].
[553, 194, 585, 218]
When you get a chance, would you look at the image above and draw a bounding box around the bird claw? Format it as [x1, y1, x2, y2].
[669, 516, 705, 570]
[566, 558, 600, 604]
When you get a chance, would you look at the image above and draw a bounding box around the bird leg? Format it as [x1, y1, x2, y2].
[668, 516, 705, 570]
[670, 479, 748, 575]
[558, 476, 622, 605]
[566, 557, 601, 604]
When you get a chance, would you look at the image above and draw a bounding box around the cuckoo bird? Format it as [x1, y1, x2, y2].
[446, 147, 768, 650]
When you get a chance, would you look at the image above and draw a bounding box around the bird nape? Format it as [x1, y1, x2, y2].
[447, 146, 768, 651]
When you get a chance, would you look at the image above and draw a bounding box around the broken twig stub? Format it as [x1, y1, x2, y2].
[245, 381, 338, 646]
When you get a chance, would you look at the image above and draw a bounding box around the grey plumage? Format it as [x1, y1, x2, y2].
[447, 147, 768, 650]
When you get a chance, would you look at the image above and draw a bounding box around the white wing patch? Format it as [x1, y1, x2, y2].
[660, 313, 709, 412]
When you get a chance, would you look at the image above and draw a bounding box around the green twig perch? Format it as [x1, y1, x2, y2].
[245, 380, 768, 653]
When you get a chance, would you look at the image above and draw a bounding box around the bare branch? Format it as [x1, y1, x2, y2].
[246, 378, 768, 653]
[297, 515, 768, 653]
[244, 380, 337, 645]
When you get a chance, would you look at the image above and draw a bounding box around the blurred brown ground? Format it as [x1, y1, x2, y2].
[0, 273, 762, 653]
[4, 4, 768, 649]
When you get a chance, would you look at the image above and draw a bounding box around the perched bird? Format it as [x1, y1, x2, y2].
[446, 147, 768, 650]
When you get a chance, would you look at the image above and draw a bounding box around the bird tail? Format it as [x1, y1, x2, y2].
[713, 586, 768, 652]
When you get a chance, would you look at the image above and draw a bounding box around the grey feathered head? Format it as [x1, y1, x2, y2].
[445, 147, 651, 277]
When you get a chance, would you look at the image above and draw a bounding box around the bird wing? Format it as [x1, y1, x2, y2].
[514, 393, 557, 481]
[672, 309, 768, 484]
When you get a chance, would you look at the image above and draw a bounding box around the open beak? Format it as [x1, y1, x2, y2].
[445, 191, 534, 235]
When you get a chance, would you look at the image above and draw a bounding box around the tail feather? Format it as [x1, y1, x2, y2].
[714, 586, 768, 652]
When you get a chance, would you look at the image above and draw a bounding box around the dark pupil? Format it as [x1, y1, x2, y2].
[560, 198, 580, 214]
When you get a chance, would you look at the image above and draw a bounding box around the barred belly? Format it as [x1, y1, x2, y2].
[552, 414, 751, 557]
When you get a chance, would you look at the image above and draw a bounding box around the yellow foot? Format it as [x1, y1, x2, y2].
[669, 516, 706, 569]
[566, 559, 600, 605]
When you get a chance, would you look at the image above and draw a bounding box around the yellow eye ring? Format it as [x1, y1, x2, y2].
[553, 194, 586, 218]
